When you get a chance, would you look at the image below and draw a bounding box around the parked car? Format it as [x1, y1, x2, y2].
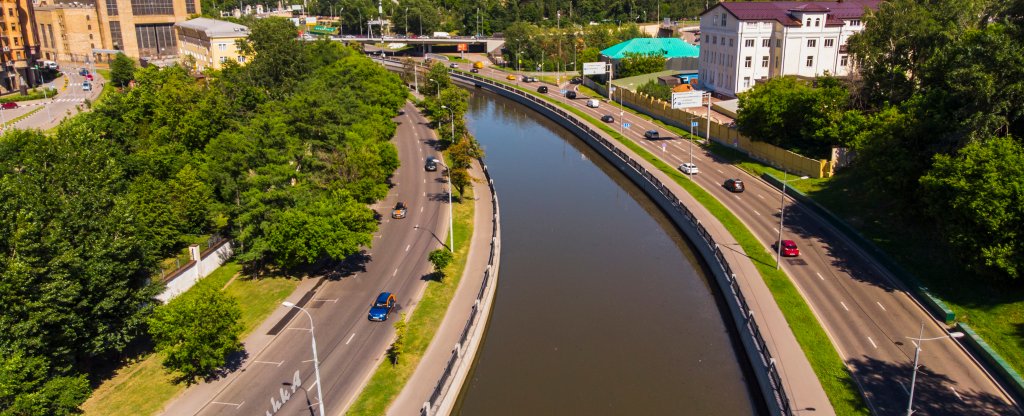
[367, 292, 397, 321]
[778, 240, 800, 257]
[724, 179, 745, 193]
[565, 91, 577, 99]
[79, 68, 88, 76]
[537, 85, 548, 93]
[506, 74, 516, 81]
[643, 130, 660, 139]
[600, 114, 615, 123]
[470, 68, 480, 73]
[1, 102, 18, 109]
[425, 157, 438, 171]
[392, 202, 408, 219]
[85, 74, 94, 81]
[678, 162, 699, 175]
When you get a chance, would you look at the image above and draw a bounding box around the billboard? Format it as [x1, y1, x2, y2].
[671, 91, 703, 109]
[582, 62, 605, 75]
[457, 43, 468, 51]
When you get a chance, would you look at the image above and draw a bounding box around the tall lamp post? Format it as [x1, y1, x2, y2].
[906, 325, 965, 415]
[440, 105, 455, 142]
[281, 302, 325, 416]
[434, 158, 455, 252]
[775, 171, 809, 269]
[429, 78, 440, 100]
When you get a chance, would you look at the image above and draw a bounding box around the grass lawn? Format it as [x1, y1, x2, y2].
[346, 168, 477, 415]
[512, 83, 868, 415]
[81, 262, 301, 416]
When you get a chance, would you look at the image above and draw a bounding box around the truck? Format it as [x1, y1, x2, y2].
[433, 31, 450, 38]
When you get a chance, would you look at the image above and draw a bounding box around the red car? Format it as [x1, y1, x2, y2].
[779, 240, 800, 257]
[86, 74, 94, 81]
[1, 102, 18, 109]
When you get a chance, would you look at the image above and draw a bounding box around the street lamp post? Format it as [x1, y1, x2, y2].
[281, 302, 325, 416]
[434, 158, 455, 252]
[429, 78, 440, 100]
[775, 171, 809, 269]
[906, 325, 965, 415]
[440, 105, 455, 142]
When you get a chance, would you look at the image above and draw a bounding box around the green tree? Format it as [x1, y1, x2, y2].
[236, 17, 308, 95]
[637, 80, 671, 101]
[617, 51, 666, 77]
[388, 314, 407, 365]
[148, 284, 244, 384]
[110, 52, 136, 87]
[428, 248, 454, 278]
[920, 136, 1024, 279]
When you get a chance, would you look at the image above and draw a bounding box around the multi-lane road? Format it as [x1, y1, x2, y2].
[458, 62, 1019, 415]
[1, 66, 101, 131]
[162, 101, 451, 416]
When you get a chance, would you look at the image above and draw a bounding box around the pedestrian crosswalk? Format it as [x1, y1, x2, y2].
[51, 98, 85, 103]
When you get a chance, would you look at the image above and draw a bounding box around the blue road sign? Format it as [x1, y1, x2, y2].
[623, 122, 631, 128]
[560, 89, 567, 94]
[691, 121, 699, 127]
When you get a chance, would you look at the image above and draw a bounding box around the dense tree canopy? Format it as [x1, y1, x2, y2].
[1, 17, 408, 413]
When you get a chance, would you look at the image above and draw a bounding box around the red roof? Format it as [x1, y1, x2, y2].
[702, 0, 880, 27]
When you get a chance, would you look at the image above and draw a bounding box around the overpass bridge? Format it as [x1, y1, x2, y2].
[336, 36, 505, 55]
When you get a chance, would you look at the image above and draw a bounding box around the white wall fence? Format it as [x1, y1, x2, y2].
[156, 239, 234, 302]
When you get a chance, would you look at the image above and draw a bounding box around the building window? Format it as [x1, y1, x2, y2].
[48, 24, 56, 48]
[776, 39, 781, 47]
[132, 0, 175, 15]
[711, 35, 716, 45]
[807, 39, 816, 47]
[218, 43, 227, 51]
[704, 34, 708, 43]
[824, 38, 834, 47]
[185, 0, 195, 14]
[761, 56, 769, 67]
[90, 34, 94, 39]
[840, 55, 849, 66]
[762, 38, 770, 47]
[744, 39, 753, 47]
[805, 18, 811, 26]
[7, 8, 12, 17]
[135, 23, 177, 56]
[87, 14, 90, 20]
[237, 55, 245, 63]
[13, 37, 18, 46]
[39, 24, 48, 47]
[850, 19, 861, 26]
[220, 56, 227, 63]
[720, 13, 727, 26]
[109, 21, 124, 50]
[744, 56, 751, 68]
[88, 24, 92, 30]
[743, 77, 750, 88]
[815, 18, 820, 27]
[806, 56, 814, 67]
[107, 0, 119, 15]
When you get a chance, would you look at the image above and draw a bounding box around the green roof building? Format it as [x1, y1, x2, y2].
[599, 38, 700, 73]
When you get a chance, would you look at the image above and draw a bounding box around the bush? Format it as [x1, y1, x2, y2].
[148, 284, 243, 384]
[637, 80, 671, 102]
[428, 248, 454, 279]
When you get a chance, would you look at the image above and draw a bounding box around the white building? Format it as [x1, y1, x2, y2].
[698, 0, 880, 97]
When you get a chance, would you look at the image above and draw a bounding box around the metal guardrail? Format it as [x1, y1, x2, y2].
[375, 56, 792, 415]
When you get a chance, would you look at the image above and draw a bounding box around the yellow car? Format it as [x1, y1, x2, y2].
[506, 74, 516, 81]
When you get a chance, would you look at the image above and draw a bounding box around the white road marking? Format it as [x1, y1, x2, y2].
[420, 206, 424, 212]
[753, 210, 761, 216]
[423, 179, 426, 184]
[393, 268, 398, 276]
[423, 192, 427, 197]
[867, 337, 878, 349]
[876, 302, 887, 311]
[405, 244, 411, 252]
[716, 169, 724, 174]
[346, 333, 356, 345]
[816, 272, 824, 281]
[311, 298, 338, 303]
[840, 301, 849, 311]
[758, 194, 765, 200]
[253, 360, 283, 367]
[949, 386, 963, 401]
[302, 359, 314, 363]
[211, 401, 244, 408]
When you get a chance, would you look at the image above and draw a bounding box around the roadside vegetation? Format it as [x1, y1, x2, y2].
[1, 17, 407, 414]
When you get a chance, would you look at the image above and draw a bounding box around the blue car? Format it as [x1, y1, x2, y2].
[368, 292, 397, 321]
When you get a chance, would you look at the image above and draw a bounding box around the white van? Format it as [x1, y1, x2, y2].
[586, 99, 600, 108]
[42, 60, 59, 70]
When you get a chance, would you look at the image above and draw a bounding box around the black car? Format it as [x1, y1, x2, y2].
[601, 114, 615, 123]
[643, 130, 660, 139]
[724, 179, 745, 193]
[570, 77, 582, 84]
[522, 76, 536, 82]
[565, 91, 577, 99]
[537, 85, 549, 93]
[425, 157, 438, 171]
[470, 68, 480, 73]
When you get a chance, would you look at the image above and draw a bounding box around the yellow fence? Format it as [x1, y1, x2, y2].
[596, 81, 833, 178]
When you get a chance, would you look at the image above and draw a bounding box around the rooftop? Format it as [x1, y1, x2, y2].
[176, 18, 250, 38]
[601, 38, 700, 60]
[705, 0, 881, 27]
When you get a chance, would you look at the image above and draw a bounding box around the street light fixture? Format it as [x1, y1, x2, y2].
[281, 302, 325, 416]
[429, 78, 440, 100]
[906, 325, 965, 416]
[775, 171, 809, 269]
[433, 158, 455, 252]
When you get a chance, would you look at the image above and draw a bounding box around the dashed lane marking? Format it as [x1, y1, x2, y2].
[211, 401, 244, 409]
[346, 333, 356, 345]
[393, 268, 398, 276]
[816, 272, 824, 281]
[252, 360, 283, 367]
[868, 337, 878, 349]
[840, 301, 849, 311]
[949, 386, 963, 401]
[753, 210, 761, 216]
[876, 302, 887, 311]
[405, 244, 411, 252]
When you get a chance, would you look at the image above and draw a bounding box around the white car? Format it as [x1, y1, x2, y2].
[678, 162, 699, 175]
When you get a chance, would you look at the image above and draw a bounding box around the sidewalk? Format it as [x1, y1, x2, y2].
[388, 159, 496, 415]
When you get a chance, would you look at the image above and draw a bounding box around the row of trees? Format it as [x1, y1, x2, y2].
[501, 21, 646, 73]
[203, 0, 710, 36]
[415, 62, 485, 198]
[0, 17, 408, 413]
[735, 0, 1024, 280]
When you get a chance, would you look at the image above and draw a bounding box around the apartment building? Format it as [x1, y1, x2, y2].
[1, 0, 41, 92]
[94, 0, 197, 60]
[175, 17, 248, 71]
[34, 0, 101, 63]
[698, 0, 880, 97]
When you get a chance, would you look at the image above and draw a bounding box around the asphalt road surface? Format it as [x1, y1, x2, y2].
[520, 75, 1020, 416]
[2, 67, 102, 131]
[180, 101, 450, 416]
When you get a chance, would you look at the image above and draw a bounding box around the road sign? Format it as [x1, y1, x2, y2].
[691, 121, 699, 127]
[671, 91, 703, 109]
[560, 89, 567, 94]
[623, 122, 631, 128]
[583, 62, 606, 75]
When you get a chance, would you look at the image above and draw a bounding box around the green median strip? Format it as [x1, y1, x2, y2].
[509, 81, 869, 415]
[3, 107, 44, 129]
[82, 262, 300, 416]
[347, 173, 476, 415]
